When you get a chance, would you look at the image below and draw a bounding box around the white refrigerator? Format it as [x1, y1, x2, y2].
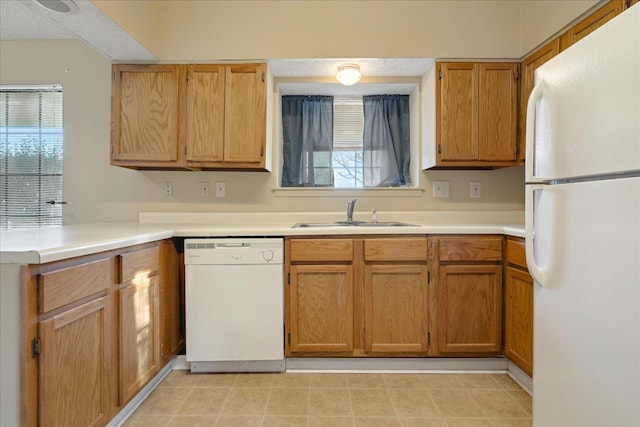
[525, 5, 640, 426]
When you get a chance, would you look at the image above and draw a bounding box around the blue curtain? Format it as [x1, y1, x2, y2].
[281, 95, 334, 187]
[363, 95, 410, 187]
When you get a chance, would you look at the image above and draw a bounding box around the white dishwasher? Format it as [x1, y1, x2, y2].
[184, 238, 284, 373]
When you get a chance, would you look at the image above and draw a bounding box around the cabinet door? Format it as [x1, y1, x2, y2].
[519, 39, 560, 164]
[111, 65, 181, 165]
[478, 63, 518, 162]
[184, 65, 226, 165]
[288, 264, 353, 354]
[560, 1, 623, 50]
[224, 63, 266, 165]
[438, 62, 478, 161]
[119, 275, 160, 404]
[364, 264, 428, 354]
[159, 240, 184, 364]
[438, 264, 502, 354]
[504, 266, 534, 376]
[39, 296, 112, 427]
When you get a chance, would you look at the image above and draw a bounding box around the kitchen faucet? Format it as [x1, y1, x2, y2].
[346, 198, 357, 223]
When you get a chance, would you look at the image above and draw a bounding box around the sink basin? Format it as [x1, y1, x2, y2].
[292, 221, 418, 228]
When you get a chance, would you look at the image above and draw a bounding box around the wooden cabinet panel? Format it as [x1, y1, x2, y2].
[438, 236, 503, 262]
[364, 237, 427, 262]
[435, 61, 517, 167]
[121, 246, 160, 284]
[159, 240, 184, 364]
[364, 264, 428, 354]
[560, 1, 623, 50]
[290, 239, 353, 262]
[505, 237, 527, 269]
[438, 264, 502, 354]
[39, 296, 112, 427]
[288, 265, 353, 354]
[119, 274, 160, 404]
[224, 64, 267, 165]
[38, 258, 111, 313]
[478, 63, 518, 161]
[111, 65, 181, 165]
[504, 266, 534, 376]
[438, 62, 478, 161]
[184, 64, 225, 164]
[519, 39, 560, 164]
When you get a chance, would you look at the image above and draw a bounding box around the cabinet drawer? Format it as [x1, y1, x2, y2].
[364, 238, 427, 262]
[120, 245, 160, 283]
[506, 237, 527, 269]
[438, 237, 502, 262]
[290, 239, 353, 262]
[39, 258, 112, 313]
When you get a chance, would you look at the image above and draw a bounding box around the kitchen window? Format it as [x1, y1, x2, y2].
[281, 94, 410, 188]
[0, 86, 63, 230]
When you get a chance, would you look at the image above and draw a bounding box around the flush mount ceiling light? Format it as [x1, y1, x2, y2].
[336, 64, 361, 86]
[34, 0, 79, 14]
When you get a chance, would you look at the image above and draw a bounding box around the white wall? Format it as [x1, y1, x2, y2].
[0, 39, 526, 224]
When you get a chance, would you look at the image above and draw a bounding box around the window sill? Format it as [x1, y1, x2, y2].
[272, 187, 425, 198]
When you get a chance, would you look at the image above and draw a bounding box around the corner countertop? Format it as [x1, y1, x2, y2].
[0, 211, 525, 265]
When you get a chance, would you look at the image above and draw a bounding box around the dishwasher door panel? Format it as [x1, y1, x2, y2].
[185, 263, 284, 362]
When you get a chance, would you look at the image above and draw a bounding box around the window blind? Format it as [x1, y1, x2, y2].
[333, 96, 364, 150]
[0, 86, 63, 230]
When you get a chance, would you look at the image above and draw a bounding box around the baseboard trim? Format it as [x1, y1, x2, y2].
[507, 360, 533, 396]
[107, 360, 174, 427]
[284, 357, 509, 372]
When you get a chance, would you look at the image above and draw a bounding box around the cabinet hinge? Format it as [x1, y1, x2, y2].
[427, 332, 431, 346]
[186, 72, 190, 82]
[287, 273, 290, 284]
[438, 144, 442, 154]
[31, 337, 41, 359]
[288, 333, 291, 345]
[438, 70, 442, 80]
[514, 70, 520, 80]
[112, 71, 115, 81]
[261, 73, 265, 83]
[260, 146, 264, 157]
[427, 271, 430, 284]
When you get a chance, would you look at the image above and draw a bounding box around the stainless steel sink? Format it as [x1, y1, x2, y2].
[292, 221, 418, 228]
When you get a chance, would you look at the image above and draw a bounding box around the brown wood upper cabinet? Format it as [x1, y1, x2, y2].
[559, 0, 624, 51]
[433, 236, 503, 356]
[111, 63, 267, 170]
[504, 237, 534, 376]
[435, 62, 518, 168]
[518, 39, 560, 165]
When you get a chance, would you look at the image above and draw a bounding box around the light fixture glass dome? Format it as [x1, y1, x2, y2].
[336, 64, 361, 86]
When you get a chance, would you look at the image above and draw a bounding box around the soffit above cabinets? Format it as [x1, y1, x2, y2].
[0, 0, 156, 61]
[269, 58, 434, 78]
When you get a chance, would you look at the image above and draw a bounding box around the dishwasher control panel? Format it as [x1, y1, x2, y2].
[184, 238, 283, 265]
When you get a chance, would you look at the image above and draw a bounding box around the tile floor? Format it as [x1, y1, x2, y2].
[124, 371, 532, 427]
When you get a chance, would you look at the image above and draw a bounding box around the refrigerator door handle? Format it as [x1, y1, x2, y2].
[525, 80, 547, 183]
[525, 184, 552, 287]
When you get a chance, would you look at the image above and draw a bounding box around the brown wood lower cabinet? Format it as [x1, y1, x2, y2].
[286, 236, 429, 357]
[39, 296, 112, 427]
[504, 237, 534, 376]
[23, 240, 182, 427]
[433, 236, 503, 356]
[288, 264, 354, 354]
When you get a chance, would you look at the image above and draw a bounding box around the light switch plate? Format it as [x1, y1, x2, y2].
[215, 182, 226, 198]
[432, 181, 450, 198]
[470, 181, 481, 198]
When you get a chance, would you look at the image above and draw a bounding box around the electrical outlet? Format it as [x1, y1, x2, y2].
[200, 182, 210, 197]
[164, 181, 173, 197]
[470, 181, 481, 198]
[432, 181, 450, 197]
[215, 181, 226, 198]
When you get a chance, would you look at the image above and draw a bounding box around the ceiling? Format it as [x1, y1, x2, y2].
[0, 0, 433, 78]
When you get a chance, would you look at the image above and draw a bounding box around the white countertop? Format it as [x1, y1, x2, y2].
[0, 211, 525, 264]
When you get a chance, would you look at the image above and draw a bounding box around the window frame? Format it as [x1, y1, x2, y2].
[0, 85, 64, 230]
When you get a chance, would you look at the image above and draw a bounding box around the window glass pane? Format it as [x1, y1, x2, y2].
[0, 87, 63, 230]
